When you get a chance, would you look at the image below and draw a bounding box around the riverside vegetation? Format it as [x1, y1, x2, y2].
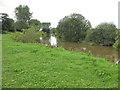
[1, 5, 119, 88]
[2, 33, 118, 88]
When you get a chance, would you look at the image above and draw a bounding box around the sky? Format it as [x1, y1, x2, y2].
[0, 0, 119, 28]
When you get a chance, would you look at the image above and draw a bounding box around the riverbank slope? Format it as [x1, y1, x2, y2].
[2, 34, 118, 88]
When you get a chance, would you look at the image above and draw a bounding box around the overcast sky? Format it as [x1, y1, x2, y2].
[0, 0, 119, 28]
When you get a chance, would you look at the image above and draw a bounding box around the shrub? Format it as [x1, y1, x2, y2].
[13, 26, 44, 43]
[12, 32, 23, 42]
[113, 29, 120, 50]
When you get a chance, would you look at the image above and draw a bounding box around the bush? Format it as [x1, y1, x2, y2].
[12, 32, 23, 42]
[113, 29, 120, 50]
[13, 26, 44, 43]
[85, 23, 117, 46]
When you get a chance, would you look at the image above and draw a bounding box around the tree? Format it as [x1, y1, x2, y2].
[85, 23, 117, 46]
[57, 13, 91, 42]
[14, 5, 32, 31]
[41, 22, 51, 33]
[0, 22, 1, 33]
[29, 19, 41, 26]
[28, 19, 41, 31]
[14, 22, 28, 32]
[1, 13, 8, 33]
[6, 18, 14, 32]
[0, 15, 2, 33]
[1, 13, 15, 33]
[15, 5, 32, 24]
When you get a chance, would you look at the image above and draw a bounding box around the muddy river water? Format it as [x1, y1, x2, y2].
[39, 34, 120, 63]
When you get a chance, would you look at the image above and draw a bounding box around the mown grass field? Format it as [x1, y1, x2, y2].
[2, 33, 118, 88]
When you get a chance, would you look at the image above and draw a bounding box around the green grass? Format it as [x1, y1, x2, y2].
[0, 34, 2, 90]
[2, 33, 118, 88]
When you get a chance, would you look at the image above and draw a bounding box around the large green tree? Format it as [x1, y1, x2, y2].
[28, 19, 41, 31]
[14, 22, 28, 32]
[57, 13, 91, 42]
[85, 23, 117, 46]
[15, 5, 32, 24]
[29, 19, 41, 26]
[1, 13, 15, 33]
[14, 5, 32, 31]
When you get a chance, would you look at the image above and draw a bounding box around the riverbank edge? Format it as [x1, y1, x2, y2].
[0, 34, 2, 90]
[2, 33, 118, 88]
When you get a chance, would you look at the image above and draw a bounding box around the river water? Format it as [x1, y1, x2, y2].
[39, 34, 119, 63]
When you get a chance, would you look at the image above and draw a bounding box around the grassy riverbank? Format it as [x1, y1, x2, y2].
[0, 34, 2, 90]
[2, 34, 118, 88]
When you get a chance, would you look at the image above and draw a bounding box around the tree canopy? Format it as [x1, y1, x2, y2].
[14, 5, 32, 31]
[14, 22, 28, 32]
[29, 19, 41, 26]
[85, 23, 117, 46]
[15, 5, 32, 24]
[57, 13, 91, 42]
[28, 19, 41, 31]
[1, 13, 15, 33]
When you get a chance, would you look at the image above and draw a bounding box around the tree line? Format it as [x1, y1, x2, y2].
[1, 5, 120, 49]
[56, 13, 119, 49]
[1, 5, 50, 33]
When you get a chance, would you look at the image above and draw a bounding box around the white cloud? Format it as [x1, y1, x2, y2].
[0, 0, 119, 28]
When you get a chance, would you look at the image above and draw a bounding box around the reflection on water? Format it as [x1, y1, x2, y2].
[39, 34, 119, 62]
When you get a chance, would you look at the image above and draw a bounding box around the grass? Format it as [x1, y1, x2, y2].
[2, 33, 118, 88]
[0, 34, 2, 90]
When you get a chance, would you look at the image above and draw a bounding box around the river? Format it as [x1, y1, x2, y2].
[39, 34, 119, 63]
